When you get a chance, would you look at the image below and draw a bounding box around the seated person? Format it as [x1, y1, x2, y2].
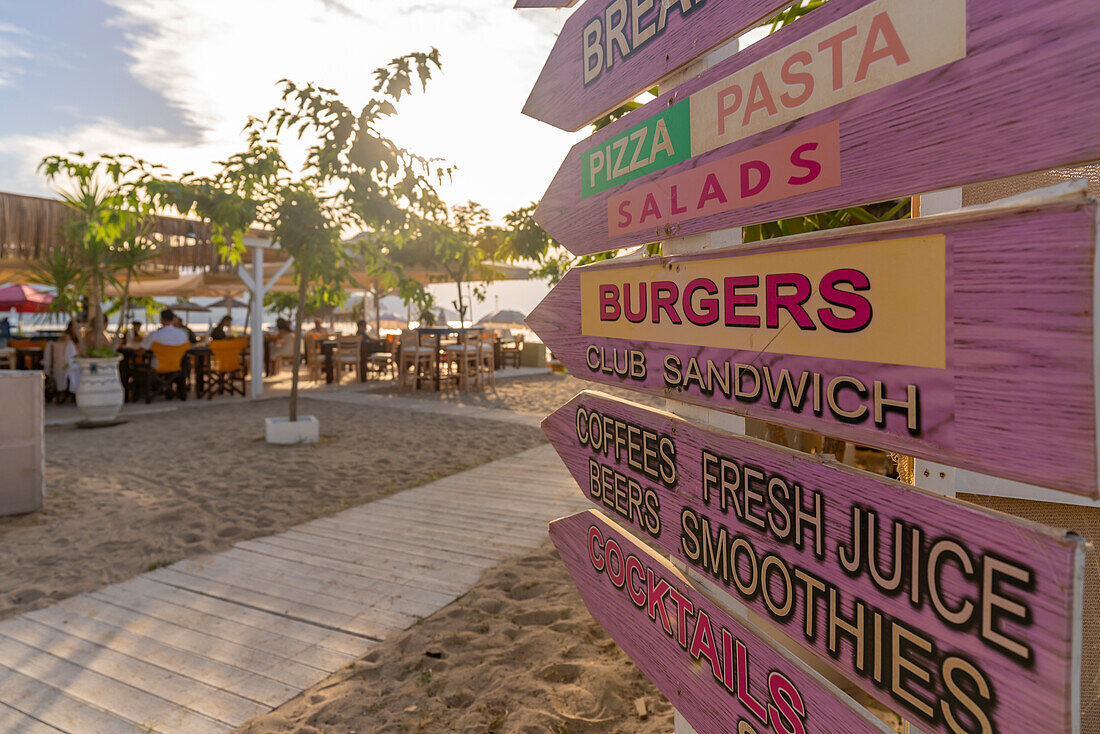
[143, 309, 189, 348]
[45, 320, 82, 393]
[308, 317, 328, 338]
[122, 320, 144, 348]
[210, 315, 232, 340]
[275, 317, 293, 336]
[171, 314, 198, 344]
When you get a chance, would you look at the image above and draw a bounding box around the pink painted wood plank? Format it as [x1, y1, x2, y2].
[549, 510, 895, 734]
[534, 0, 1100, 255]
[523, 0, 789, 131]
[527, 194, 1100, 497]
[514, 0, 578, 8]
[544, 391, 1086, 734]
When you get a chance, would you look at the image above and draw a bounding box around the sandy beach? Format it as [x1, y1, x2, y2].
[234, 539, 674, 734]
[3, 374, 907, 733]
[0, 396, 546, 619]
[374, 372, 667, 417]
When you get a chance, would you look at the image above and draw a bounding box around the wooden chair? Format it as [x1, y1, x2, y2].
[142, 342, 190, 402]
[476, 331, 496, 389]
[0, 347, 15, 370]
[334, 336, 362, 383]
[304, 336, 324, 382]
[363, 338, 393, 381]
[443, 331, 481, 390]
[397, 330, 434, 391]
[267, 335, 296, 375]
[500, 333, 523, 368]
[206, 338, 248, 398]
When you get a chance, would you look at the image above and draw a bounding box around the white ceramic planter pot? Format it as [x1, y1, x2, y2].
[74, 356, 125, 424]
[265, 415, 319, 444]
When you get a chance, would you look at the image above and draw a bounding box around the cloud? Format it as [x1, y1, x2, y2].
[4, 0, 581, 220]
[0, 23, 32, 87]
[317, 0, 361, 17]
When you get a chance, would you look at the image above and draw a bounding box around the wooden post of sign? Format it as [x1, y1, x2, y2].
[654, 37, 745, 734]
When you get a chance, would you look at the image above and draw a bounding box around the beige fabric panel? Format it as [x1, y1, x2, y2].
[957, 495, 1097, 732]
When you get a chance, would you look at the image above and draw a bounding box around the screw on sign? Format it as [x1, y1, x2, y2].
[533, 0, 1100, 256]
[528, 188, 1100, 498]
[550, 510, 898, 734]
[543, 390, 1087, 734]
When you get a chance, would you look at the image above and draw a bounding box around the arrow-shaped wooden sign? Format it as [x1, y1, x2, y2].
[545, 391, 1087, 734]
[533, 0, 1100, 256]
[527, 188, 1100, 497]
[522, 0, 791, 132]
[514, 0, 577, 9]
[549, 510, 896, 734]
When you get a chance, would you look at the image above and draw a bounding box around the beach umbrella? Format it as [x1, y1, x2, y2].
[0, 283, 53, 313]
[477, 309, 526, 329]
[377, 311, 406, 331]
[423, 307, 461, 326]
[167, 299, 211, 313]
[211, 296, 249, 311]
[167, 299, 210, 326]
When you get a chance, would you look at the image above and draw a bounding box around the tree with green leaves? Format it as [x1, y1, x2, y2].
[137, 50, 449, 423]
[35, 154, 159, 355]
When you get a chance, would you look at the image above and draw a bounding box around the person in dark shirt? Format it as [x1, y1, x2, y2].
[171, 315, 198, 344]
[210, 315, 232, 340]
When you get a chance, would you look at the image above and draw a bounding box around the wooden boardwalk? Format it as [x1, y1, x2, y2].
[0, 444, 584, 733]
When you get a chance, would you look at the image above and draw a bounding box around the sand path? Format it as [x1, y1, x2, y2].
[0, 440, 587, 733]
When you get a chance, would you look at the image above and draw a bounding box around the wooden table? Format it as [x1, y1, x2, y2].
[188, 346, 213, 398]
[415, 326, 484, 391]
[14, 347, 43, 371]
[319, 339, 337, 384]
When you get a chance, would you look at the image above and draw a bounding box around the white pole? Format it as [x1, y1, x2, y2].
[250, 244, 265, 398]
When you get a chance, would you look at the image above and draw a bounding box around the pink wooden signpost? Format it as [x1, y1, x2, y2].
[527, 193, 1100, 498]
[549, 510, 895, 734]
[533, 0, 1100, 256]
[514, 0, 577, 8]
[522, 0, 791, 131]
[544, 390, 1087, 734]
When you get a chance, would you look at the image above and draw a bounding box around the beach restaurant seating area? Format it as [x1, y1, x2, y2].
[2, 321, 531, 404]
[291, 324, 526, 391]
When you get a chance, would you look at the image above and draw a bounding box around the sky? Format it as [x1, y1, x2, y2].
[0, 0, 584, 224]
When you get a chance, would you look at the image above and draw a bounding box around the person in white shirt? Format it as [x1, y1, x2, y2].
[142, 309, 190, 369]
[142, 309, 189, 349]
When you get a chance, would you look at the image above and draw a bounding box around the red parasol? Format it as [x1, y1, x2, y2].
[0, 284, 54, 313]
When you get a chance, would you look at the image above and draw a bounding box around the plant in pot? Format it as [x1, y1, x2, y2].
[142, 52, 448, 443]
[34, 154, 157, 424]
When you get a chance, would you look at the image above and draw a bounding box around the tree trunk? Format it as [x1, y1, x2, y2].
[116, 271, 131, 339]
[90, 276, 105, 352]
[455, 281, 465, 325]
[373, 288, 381, 336]
[289, 275, 307, 423]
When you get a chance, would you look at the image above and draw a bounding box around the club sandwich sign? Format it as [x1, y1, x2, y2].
[535, 0, 1100, 255]
[526, 192, 1100, 497]
[544, 392, 1087, 734]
